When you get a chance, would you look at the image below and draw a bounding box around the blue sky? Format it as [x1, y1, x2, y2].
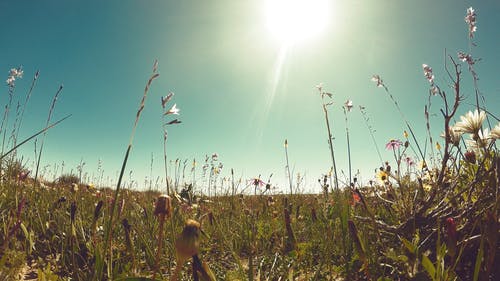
[1, 0, 499, 193]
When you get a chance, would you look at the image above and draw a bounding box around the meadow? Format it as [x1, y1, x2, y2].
[1, 6, 499, 281]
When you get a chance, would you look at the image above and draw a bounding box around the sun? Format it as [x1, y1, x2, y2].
[265, 0, 330, 45]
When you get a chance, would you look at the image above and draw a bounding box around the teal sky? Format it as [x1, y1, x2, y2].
[1, 0, 499, 193]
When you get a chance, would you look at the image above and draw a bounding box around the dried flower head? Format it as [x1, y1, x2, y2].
[154, 194, 172, 217]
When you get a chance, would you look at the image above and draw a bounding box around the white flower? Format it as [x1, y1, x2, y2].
[422, 64, 434, 84]
[344, 100, 353, 112]
[490, 123, 500, 140]
[211, 153, 218, 161]
[441, 126, 463, 146]
[371, 75, 384, 87]
[165, 103, 180, 115]
[6, 76, 15, 87]
[466, 128, 490, 151]
[453, 110, 486, 137]
[465, 7, 477, 38]
[315, 83, 323, 92]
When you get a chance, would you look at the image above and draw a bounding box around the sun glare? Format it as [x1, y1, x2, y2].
[266, 0, 330, 45]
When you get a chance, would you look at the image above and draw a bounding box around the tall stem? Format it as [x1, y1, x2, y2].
[284, 139, 293, 195]
[323, 103, 339, 190]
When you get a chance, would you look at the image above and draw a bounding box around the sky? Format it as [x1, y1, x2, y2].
[1, 0, 499, 193]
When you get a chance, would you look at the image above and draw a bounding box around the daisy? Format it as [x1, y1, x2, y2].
[490, 123, 500, 140]
[441, 126, 463, 146]
[453, 110, 485, 137]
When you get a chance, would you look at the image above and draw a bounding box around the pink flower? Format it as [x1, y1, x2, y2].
[385, 139, 403, 150]
[249, 177, 265, 187]
[465, 7, 477, 38]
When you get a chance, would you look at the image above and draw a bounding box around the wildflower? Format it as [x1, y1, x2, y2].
[164, 103, 180, 115]
[161, 92, 174, 109]
[344, 100, 353, 112]
[385, 139, 403, 150]
[441, 126, 463, 146]
[211, 153, 218, 161]
[250, 177, 265, 187]
[465, 7, 477, 38]
[371, 75, 384, 87]
[6, 67, 23, 87]
[436, 142, 441, 151]
[430, 86, 439, 96]
[376, 170, 388, 184]
[351, 191, 361, 205]
[284, 139, 288, 148]
[467, 128, 490, 150]
[422, 64, 435, 84]
[405, 156, 415, 166]
[315, 83, 323, 92]
[172, 219, 204, 279]
[453, 109, 485, 138]
[403, 130, 408, 138]
[464, 150, 476, 163]
[491, 123, 500, 140]
[458, 52, 474, 66]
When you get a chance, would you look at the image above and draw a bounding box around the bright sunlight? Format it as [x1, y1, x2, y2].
[265, 0, 330, 44]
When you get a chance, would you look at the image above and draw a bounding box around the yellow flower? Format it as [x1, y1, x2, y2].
[435, 142, 441, 150]
[403, 130, 408, 138]
[376, 170, 388, 184]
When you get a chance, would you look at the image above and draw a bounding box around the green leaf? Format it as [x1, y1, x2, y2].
[115, 277, 159, 281]
[421, 254, 436, 281]
[401, 237, 416, 254]
[473, 236, 484, 281]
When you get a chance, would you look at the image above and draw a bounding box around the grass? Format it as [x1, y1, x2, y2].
[0, 6, 499, 281]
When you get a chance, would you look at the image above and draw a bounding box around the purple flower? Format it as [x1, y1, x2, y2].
[385, 139, 403, 150]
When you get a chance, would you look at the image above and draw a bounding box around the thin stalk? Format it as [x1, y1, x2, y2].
[0, 114, 72, 161]
[99, 60, 159, 281]
[284, 139, 293, 195]
[34, 85, 63, 184]
[343, 106, 352, 185]
[322, 102, 339, 190]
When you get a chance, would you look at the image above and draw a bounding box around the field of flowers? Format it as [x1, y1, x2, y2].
[1, 6, 499, 281]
